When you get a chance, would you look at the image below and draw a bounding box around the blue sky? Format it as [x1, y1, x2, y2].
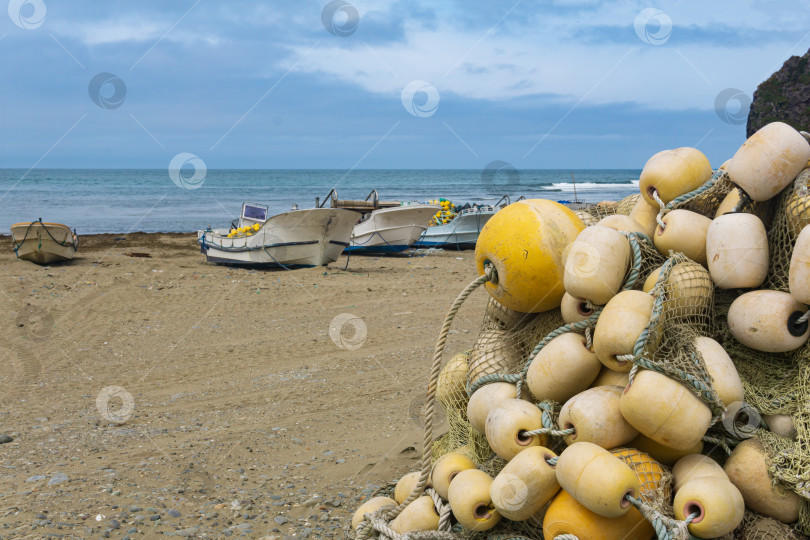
[2, 0, 810, 169]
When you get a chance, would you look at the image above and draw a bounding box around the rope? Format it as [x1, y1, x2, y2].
[364, 270, 492, 536]
[425, 488, 453, 533]
[522, 400, 574, 438]
[554, 536, 580, 540]
[652, 189, 666, 230]
[798, 311, 810, 324]
[625, 494, 696, 540]
[702, 434, 734, 456]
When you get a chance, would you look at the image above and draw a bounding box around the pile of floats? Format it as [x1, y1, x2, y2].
[350, 121, 810, 540]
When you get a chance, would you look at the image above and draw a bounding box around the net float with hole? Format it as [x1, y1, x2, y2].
[715, 187, 744, 217]
[475, 199, 585, 313]
[639, 147, 712, 208]
[542, 488, 654, 540]
[558, 386, 638, 449]
[693, 336, 744, 407]
[673, 475, 745, 538]
[727, 290, 810, 353]
[484, 297, 529, 331]
[447, 469, 501, 531]
[394, 471, 431, 505]
[592, 290, 654, 372]
[596, 214, 647, 236]
[560, 292, 596, 324]
[642, 262, 713, 313]
[563, 225, 631, 306]
[437, 352, 470, 408]
[555, 441, 641, 518]
[485, 398, 547, 461]
[352, 496, 397, 530]
[763, 414, 797, 439]
[654, 209, 712, 266]
[724, 438, 801, 524]
[526, 332, 601, 403]
[790, 226, 810, 304]
[467, 381, 524, 433]
[706, 213, 769, 289]
[589, 366, 630, 389]
[627, 433, 703, 467]
[430, 452, 476, 500]
[489, 446, 560, 521]
[620, 370, 712, 450]
[467, 328, 523, 387]
[389, 495, 440, 534]
[628, 197, 659, 238]
[672, 454, 727, 492]
[726, 121, 810, 202]
[611, 448, 668, 501]
[785, 174, 810, 236]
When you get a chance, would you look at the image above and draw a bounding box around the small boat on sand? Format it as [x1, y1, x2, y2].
[11, 219, 78, 264]
[321, 190, 438, 254]
[414, 196, 516, 250]
[197, 202, 359, 268]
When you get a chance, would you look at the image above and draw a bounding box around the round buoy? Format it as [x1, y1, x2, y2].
[467, 382, 521, 433]
[558, 386, 638, 449]
[526, 332, 601, 403]
[430, 452, 475, 500]
[563, 226, 630, 306]
[654, 209, 712, 266]
[351, 496, 397, 530]
[673, 476, 745, 538]
[593, 290, 654, 372]
[475, 199, 585, 312]
[389, 496, 440, 534]
[485, 398, 546, 461]
[490, 446, 560, 521]
[706, 213, 769, 289]
[790, 226, 810, 305]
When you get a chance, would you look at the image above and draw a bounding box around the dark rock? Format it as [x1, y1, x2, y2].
[0, 435, 12, 444]
[748, 49, 810, 136]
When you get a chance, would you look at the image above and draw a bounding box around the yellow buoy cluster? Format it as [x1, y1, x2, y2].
[430, 198, 457, 225]
[227, 223, 262, 238]
[351, 122, 810, 539]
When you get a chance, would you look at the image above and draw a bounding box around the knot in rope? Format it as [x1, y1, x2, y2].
[625, 494, 695, 540]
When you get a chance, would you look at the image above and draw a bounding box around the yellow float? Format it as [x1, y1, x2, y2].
[726, 122, 810, 201]
[593, 290, 654, 372]
[485, 398, 547, 461]
[563, 226, 630, 306]
[723, 438, 801, 523]
[673, 475, 745, 538]
[389, 496, 440, 534]
[639, 147, 712, 207]
[558, 386, 638, 449]
[447, 469, 501, 531]
[475, 199, 585, 312]
[654, 209, 711, 266]
[727, 290, 810, 353]
[526, 332, 601, 403]
[555, 441, 640, 518]
[431, 452, 476, 500]
[620, 370, 712, 450]
[489, 446, 560, 521]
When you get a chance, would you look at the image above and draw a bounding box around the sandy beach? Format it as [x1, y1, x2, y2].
[0, 234, 488, 538]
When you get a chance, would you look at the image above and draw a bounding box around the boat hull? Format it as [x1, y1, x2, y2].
[11, 222, 77, 264]
[345, 205, 439, 254]
[198, 208, 358, 267]
[413, 208, 496, 249]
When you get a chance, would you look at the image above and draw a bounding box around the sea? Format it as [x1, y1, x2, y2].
[0, 169, 641, 234]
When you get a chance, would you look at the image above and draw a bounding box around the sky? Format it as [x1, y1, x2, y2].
[2, 0, 810, 169]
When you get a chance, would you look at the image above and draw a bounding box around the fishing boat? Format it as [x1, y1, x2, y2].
[321, 190, 438, 254]
[197, 202, 359, 267]
[414, 196, 516, 250]
[11, 219, 78, 264]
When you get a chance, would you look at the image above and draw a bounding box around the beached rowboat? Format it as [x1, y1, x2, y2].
[197, 202, 358, 267]
[11, 219, 78, 264]
[414, 196, 516, 250]
[345, 204, 440, 254]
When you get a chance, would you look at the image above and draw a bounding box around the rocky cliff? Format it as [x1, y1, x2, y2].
[748, 49, 810, 137]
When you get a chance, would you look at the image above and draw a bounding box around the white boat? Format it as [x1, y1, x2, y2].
[414, 196, 516, 250]
[197, 202, 359, 267]
[11, 220, 78, 264]
[345, 204, 440, 254]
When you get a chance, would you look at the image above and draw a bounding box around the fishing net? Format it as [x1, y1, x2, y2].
[738, 512, 805, 540]
[575, 192, 639, 224]
[349, 167, 810, 540]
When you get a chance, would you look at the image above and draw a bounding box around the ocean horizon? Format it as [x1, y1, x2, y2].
[0, 168, 641, 234]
